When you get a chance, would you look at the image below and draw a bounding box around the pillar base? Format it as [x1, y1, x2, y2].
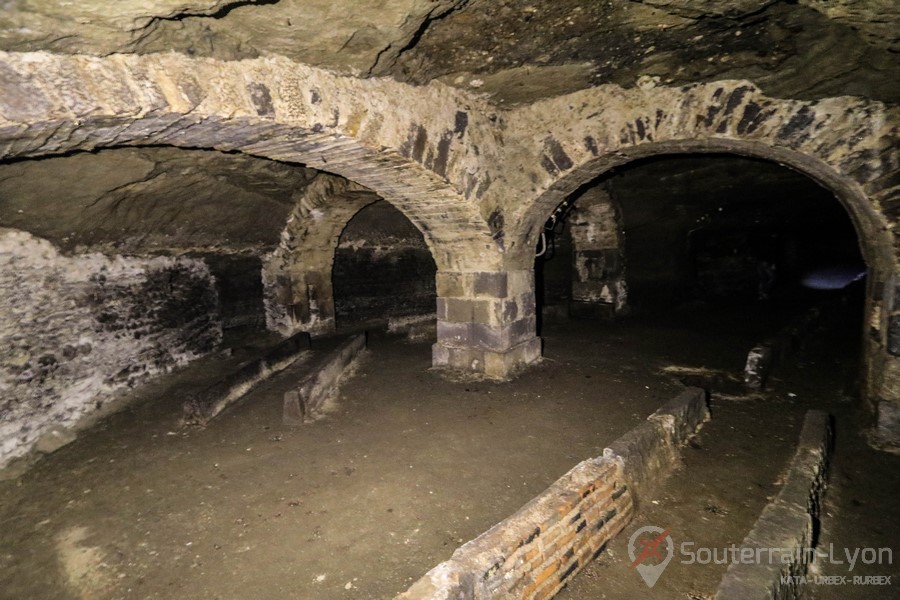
[432, 337, 542, 380]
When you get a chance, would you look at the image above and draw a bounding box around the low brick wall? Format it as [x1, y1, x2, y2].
[397, 387, 709, 600]
[715, 410, 832, 599]
[182, 331, 311, 425]
[283, 333, 366, 425]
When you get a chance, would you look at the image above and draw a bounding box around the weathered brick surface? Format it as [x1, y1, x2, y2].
[397, 387, 709, 600]
[715, 410, 832, 600]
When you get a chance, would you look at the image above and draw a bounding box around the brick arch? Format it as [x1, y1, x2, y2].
[0, 51, 502, 272]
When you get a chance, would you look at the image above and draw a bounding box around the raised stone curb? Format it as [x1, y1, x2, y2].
[283, 333, 366, 425]
[396, 387, 709, 600]
[715, 410, 833, 599]
[744, 308, 820, 390]
[182, 331, 311, 425]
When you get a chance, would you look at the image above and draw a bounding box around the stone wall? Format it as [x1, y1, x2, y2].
[0, 229, 222, 468]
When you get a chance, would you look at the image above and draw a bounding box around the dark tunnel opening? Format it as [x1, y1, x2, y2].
[535, 153, 869, 377]
[332, 200, 437, 333]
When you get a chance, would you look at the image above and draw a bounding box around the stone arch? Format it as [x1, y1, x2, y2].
[261, 173, 380, 336]
[0, 51, 502, 273]
[497, 81, 898, 433]
[500, 82, 896, 272]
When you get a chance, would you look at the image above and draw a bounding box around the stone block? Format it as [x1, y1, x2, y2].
[283, 333, 366, 425]
[889, 313, 900, 356]
[439, 298, 474, 323]
[436, 320, 472, 347]
[471, 299, 504, 326]
[648, 387, 709, 446]
[472, 272, 508, 298]
[444, 345, 485, 373]
[283, 390, 305, 426]
[503, 300, 519, 321]
[876, 401, 900, 448]
[483, 336, 542, 379]
[436, 271, 467, 298]
[603, 420, 676, 499]
[507, 270, 535, 299]
[431, 341, 450, 366]
[744, 344, 773, 389]
[472, 317, 537, 352]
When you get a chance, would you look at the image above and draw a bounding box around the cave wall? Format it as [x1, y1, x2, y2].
[333, 202, 437, 328]
[0, 229, 222, 468]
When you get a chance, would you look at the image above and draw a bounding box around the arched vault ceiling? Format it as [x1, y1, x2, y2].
[0, 0, 897, 104]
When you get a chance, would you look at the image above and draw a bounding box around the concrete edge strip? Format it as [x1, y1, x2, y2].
[283, 332, 367, 425]
[714, 409, 833, 600]
[182, 331, 312, 425]
[396, 387, 709, 600]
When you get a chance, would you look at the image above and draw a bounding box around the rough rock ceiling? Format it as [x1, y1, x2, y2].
[0, 148, 323, 255]
[0, 0, 897, 104]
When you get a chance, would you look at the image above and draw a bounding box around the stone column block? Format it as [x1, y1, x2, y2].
[433, 269, 542, 379]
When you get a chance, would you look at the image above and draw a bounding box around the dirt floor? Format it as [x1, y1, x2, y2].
[559, 301, 900, 600]
[1, 300, 898, 600]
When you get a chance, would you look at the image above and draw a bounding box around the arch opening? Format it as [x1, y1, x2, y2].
[531, 149, 890, 406]
[332, 200, 438, 337]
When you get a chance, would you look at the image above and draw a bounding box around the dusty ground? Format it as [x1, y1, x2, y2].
[560, 301, 900, 599]
[1, 300, 897, 600]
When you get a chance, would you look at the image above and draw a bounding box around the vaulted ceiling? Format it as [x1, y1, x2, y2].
[0, 1, 895, 258]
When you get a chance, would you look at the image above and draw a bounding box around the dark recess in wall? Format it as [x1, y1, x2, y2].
[201, 254, 266, 331]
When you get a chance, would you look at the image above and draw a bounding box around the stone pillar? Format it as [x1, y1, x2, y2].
[873, 275, 900, 448]
[263, 268, 336, 336]
[568, 188, 628, 319]
[432, 270, 542, 379]
[260, 174, 375, 337]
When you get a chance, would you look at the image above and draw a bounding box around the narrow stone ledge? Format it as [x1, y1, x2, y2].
[283, 333, 366, 425]
[182, 331, 311, 426]
[396, 386, 709, 600]
[605, 387, 709, 501]
[714, 410, 833, 600]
